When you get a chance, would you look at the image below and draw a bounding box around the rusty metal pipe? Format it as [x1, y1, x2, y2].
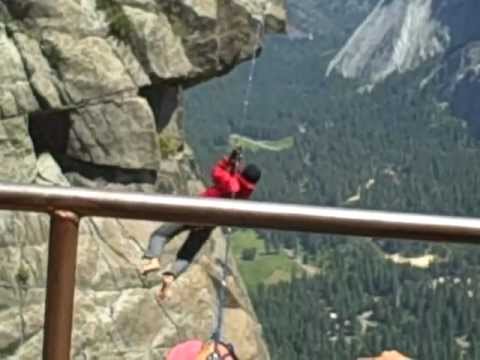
[43, 210, 80, 360]
[0, 182, 479, 244]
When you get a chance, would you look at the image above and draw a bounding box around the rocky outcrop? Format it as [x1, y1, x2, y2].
[326, 0, 480, 131]
[327, 0, 480, 83]
[0, 0, 286, 358]
[1, 0, 286, 177]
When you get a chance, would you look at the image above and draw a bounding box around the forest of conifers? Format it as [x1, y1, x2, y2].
[185, 1, 480, 358]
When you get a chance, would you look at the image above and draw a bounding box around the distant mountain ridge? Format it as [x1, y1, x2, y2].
[327, 0, 480, 133]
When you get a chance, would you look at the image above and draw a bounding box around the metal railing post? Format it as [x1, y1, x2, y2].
[43, 210, 80, 360]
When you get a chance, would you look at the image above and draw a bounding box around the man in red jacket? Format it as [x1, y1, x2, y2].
[141, 148, 261, 301]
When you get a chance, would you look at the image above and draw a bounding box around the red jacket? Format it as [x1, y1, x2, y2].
[201, 158, 256, 199]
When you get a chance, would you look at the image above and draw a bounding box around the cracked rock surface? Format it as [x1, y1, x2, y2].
[0, 0, 286, 358]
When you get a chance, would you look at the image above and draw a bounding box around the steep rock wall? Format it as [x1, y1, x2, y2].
[0, 0, 286, 358]
[326, 0, 480, 131]
[327, 0, 480, 83]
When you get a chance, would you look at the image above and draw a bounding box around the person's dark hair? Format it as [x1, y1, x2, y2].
[241, 164, 261, 184]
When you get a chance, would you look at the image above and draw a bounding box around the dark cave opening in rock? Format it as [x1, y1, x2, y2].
[139, 83, 181, 132]
[28, 110, 157, 186]
[28, 109, 71, 156]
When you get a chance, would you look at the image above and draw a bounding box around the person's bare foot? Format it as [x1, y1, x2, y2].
[140, 258, 161, 276]
[155, 273, 175, 303]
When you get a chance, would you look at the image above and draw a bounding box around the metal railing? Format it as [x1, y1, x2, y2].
[1, 182, 480, 359]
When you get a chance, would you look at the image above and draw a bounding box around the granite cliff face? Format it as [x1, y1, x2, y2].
[0, 0, 286, 358]
[326, 0, 480, 131]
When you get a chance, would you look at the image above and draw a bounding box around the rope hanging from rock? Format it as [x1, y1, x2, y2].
[211, 9, 265, 343]
[211, 147, 241, 342]
[211, 224, 233, 342]
[241, 19, 264, 126]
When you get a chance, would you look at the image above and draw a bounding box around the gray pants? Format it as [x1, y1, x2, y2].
[144, 223, 214, 277]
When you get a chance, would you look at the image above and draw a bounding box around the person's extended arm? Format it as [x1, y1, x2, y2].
[210, 150, 241, 193]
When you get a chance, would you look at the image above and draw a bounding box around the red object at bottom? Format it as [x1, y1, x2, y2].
[167, 340, 203, 360]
